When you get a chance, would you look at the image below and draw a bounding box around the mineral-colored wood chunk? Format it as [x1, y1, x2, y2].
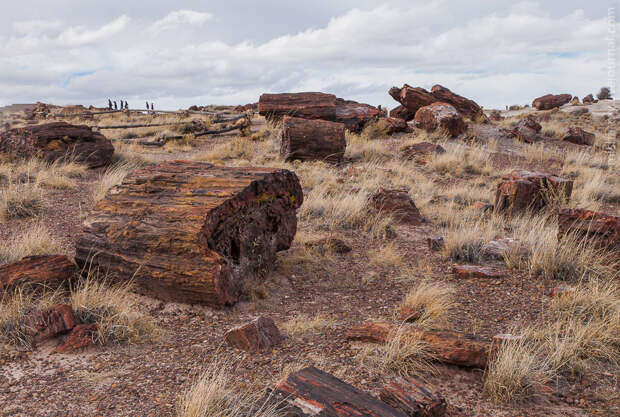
[279, 116, 346, 163]
[558, 208, 619, 249]
[0, 255, 76, 292]
[75, 161, 303, 307]
[225, 316, 282, 352]
[259, 92, 338, 121]
[380, 377, 447, 417]
[274, 366, 408, 417]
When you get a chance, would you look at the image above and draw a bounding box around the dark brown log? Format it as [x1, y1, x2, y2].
[334, 98, 382, 132]
[393, 85, 436, 115]
[558, 208, 619, 249]
[413, 103, 466, 137]
[0, 255, 77, 292]
[510, 117, 543, 143]
[380, 377, 447, 417]
[279, 116, 346, 163]
[225, 316, 283, 352]
[74, 161, 303, 307]
[0, 122, 114, 168]
[274, 366, 407, 417]
[561, 127, 595, 146]
[532, 94, 572, 110]
[259, 92, 337, 121]
[370, 188, 422, 224]
[390, 105, 415, 121]
[430, 85, 486, 122]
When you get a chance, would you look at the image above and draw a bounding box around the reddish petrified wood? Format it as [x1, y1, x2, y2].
[390, 105, 415, 121]
[430, 85, 485, 122]
[399, 307, 423, 323]
[259, 92, 337, 121]
[414, 102, 466, 137]
[532, 94, 572, 110]
[379, 117, 411, 135]
[389, 85, 436, 115]
[380, 377, 447, 417]
[582, 94, 596, 104]
[279, 116, 346, 163]
[24, 304, 79, 343]
[452, 265, 504, 279]
[511, 117, 543, 143]
[370, 188, 422, 224]
[0, 255, 76, 292]
[494, 170, 573, 216]
[562, 127, 595, 146]
[225, 316, 282, 352]
[558, 208, 619, 249]
[0, 122, 114, 168]
[346, 322, 491, 368]
[75, 161, 303, 307]
[335, 99, 382, 132]
[55, 323, 98, 353]
[274, 366, 407, 417]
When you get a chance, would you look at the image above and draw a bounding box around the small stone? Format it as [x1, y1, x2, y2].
[452, 265, 504, 279]
[225, 316, 282, 352]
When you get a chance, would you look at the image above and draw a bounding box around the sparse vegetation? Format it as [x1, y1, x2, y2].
[397, 281, 454, 327]
[92, 161, 136, 202]
[0, 222, 64, 264]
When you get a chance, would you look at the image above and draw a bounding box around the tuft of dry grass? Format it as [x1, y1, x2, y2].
[368, 242, 403, 269]
[0, 182, 44, 220]
[344, 131, 391, 162]
[281, 314, 333, 338]
[92, 162, 135, 202]
[397, 281, 454, 328]
[427, 143, 493, 177]
[0, 222, 64, 264]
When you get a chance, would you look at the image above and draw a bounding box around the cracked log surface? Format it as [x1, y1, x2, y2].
[279, 116, 346, 163]
[75, 160, 303, 307]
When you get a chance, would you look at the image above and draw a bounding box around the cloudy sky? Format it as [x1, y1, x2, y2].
[0, 0, 617, 110]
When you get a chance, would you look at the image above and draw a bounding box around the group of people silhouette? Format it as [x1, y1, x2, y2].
[107, 99, 154, 111]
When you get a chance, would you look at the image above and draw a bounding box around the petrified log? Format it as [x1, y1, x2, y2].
[370, 188, 422, 224]
[390, 105, 415, 121]
[532, 94, 572, 110]
[561, 127, 595, 146]
[0, 122, 114, 168]
[0, 255, 77, 292]
[279, 116, 345, 163]
[430, 85, 486, 122]
[390, 85, 436, 115]
[346, 322, 491, 368]
[55, 323, 98, 353]
[75, 161, 303, 307]
[510, 116, 543, 143]
[225, 316, 282, 352]
[334, 98, 382, 132]
[378, 117, 411, 135]
[451, 265, 504, 279]
[24, 304, 78, 344]
[558, 208, 619, 249]
[380, 377, 447, 417]
[274, 366, 407, 417]
[413, 102, 466, 137]
[259, 92, 338, 121]
[582, 94, 596, 104]
[494, 170, 573, 216]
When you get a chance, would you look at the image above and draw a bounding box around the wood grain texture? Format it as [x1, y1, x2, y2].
[279, 116, 346, 163]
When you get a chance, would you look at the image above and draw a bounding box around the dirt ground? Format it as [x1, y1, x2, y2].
[0, 103, 618, 417]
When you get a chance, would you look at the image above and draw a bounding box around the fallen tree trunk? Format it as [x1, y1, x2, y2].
[0, 255, 77, 292]
[259, 92, 337, 121]
[118, 123, 249, 147]
[279, 116, 346, 163]
[74, 161, 303, 307]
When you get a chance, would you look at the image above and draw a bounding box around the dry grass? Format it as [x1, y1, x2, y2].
[92, 161, 136, 202]
[368, 242, 403, 269]
[0, 222, 64, 264]
[397, 281, 454, 328]
[427, 143, 493, 177]
[345, 131, 391, 162]
[177, 359, 282, 417]
[0, 182, 44, 220]
[281, 314, 333, 338]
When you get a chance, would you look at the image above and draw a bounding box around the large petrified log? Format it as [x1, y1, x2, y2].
[561, 127, 595, 146]
[346, 322, 491, 368]
[335, 98, 383, 132]
[389, 85, 436, 115]
[380, 377, 447, 417]
[390, 105, 415, 121]
[274, 366, 408, 417]
[494, 170, 573, 216]
[413, 102, 466, 137]
[75, 161, 303, 307]
[0, 255, 77, 292]
[430, 85, 485, 122]
[0, 122, 114, 168]
[558, 208, 619, 249]
[532, 94, 572, 110]
[279, 116, 346, 163]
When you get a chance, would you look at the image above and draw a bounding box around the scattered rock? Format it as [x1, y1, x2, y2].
[0, 255, 76, 292]
[389, 105, 415, 121]
[452, 265, 504, 279]
[582, 94, 597, 104]
[488, 110, 503, 121]
[494, 170, 573, 216]
[55, 323, 98, 353]
[279, 116, 346, 163]
[429, 85, 486, 122]
[24, 304, 78, 343]
[561, 127, 595, 146]
[532, 94, 572, 110]
[225, 316, 282, 352]
[389, 85, 436, 115]
[274, 366, 407, 417]
[558, 208, 619, 249]
[414, 102, 466, 137]
[399, 307, 423, 323]
[75, 161, 303, 307]
[510, 116, 543, 143]
[546, 285, 575, 297]
[370, 188, 422, 224]
[0, 122, 114, 168]
[305, 237, 352, 254]
[379, 117, 411, 135]
[335, 98, 383, 132]
[380, 377, 447, 417]
[400, 142, 445, 163]
[482, 238, 528, 260]
[427, 236, 445, 252]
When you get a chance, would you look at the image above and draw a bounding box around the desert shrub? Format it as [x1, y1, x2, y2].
[397, 281, 454, 328]
[0, 182, 44, 220]
[0, 222, 63, 264]
[360, 120, 389, 141]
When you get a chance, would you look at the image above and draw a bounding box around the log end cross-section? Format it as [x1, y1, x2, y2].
[75, 161, 303, 307]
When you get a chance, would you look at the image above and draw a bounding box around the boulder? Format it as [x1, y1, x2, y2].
[378, 117, 411, 135]
[482, 238, 528, 260]
[400, 142, 445, 163]
[279, 116, 346, 163]
[558, 208, 619, 249]
[452, 265, 504, 279]
[510, 116, 543, 143]
[0, 122, 114, 168]
[561, 127, 595, 146]
[389, 85, 436, 115]
[55, 323, 98, 353]
[0, 255, 76, 292]
[532, 94, 572, 110]
[582, 94, 596, 104]
[370, 188, 422, 224]
[430, 85, 486, 122]
[380, 377, 447, 417]
[75, 161, 303, 307]
[274, 366, 407, 417]
[225, 316, 282, 352]
[335, 99, 383, 132]
[24, 304, 78, 343]
[494, 170, 573, 216]
[390, 105, 415, 121]
[414, 103, 466, 137]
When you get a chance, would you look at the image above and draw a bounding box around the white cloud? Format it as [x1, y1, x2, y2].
[150, 10, 212, 34]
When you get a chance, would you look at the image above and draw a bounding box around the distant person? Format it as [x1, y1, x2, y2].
[114, 101, 118, 110]
[150, 103, 154, 111]
[108, 99, 112, 110]
[146, 101, 149, 110]
[125, 101, 129, 110]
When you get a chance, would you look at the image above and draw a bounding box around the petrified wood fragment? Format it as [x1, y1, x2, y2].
[380, 377, 447, 417]
[279, 116, 346, 163]
[225, 316, 282, 352]
[258, 92, 338, 121]
[0, 255, 76, 292]
[75, 161, 303, 307]
[558, 208, 619, 249]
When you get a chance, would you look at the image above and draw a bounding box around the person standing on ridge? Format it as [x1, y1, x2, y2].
[113, 101, 117, 110]
[108, 99, 112, 110]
